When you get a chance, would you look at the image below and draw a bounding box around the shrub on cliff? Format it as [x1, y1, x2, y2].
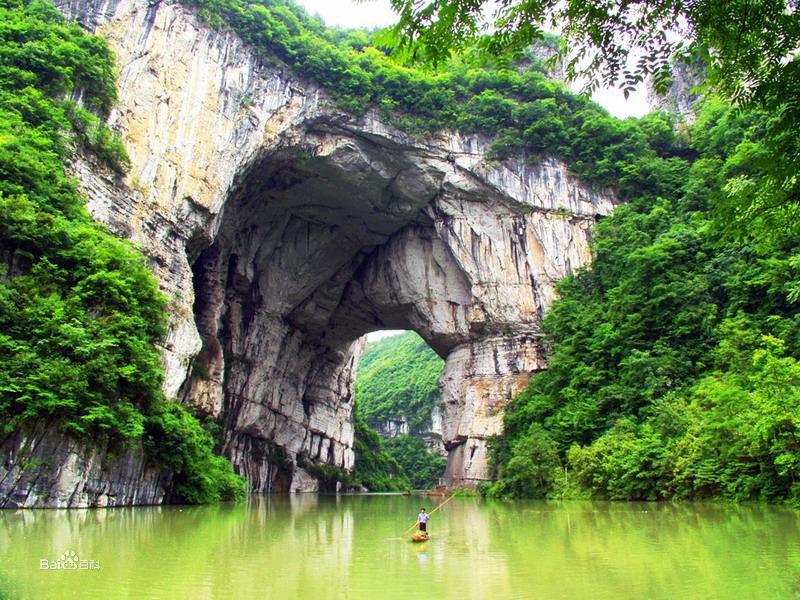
[144, 402, 247, 503]
[0, 0, 159, 444]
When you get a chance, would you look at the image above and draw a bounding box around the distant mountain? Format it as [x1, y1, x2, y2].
[355, 332, 444, 432]
[355, 332, 447, 489]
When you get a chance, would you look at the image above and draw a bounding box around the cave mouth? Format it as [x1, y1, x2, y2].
[181, 131, 477, 493]
[355, 329, 445, 440]
[354, 329, 449, 489]
[179, 120, 556, 493]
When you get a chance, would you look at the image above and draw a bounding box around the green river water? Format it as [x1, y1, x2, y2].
[1, 495, 799, 599]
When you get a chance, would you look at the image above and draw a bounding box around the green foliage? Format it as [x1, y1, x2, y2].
[450, 487, 479, 497]
[353, 332, 447, 489]
[352, 413, 411, 491]
[483, 424, 561, 499]
[144, 402, 247, 503]
[356, 331, 444, 431]
[178, 0, 687, 191]
[384, 435, 446, 489]
[0, 0, 242, 503]
[567, 332, 800, 502]
[486, 100, 800, 503]
[0, 0, 129, 171]
[386, 0, 800, 250]
[0, 0, 162, 443]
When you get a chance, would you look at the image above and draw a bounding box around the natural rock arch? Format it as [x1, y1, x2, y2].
[181, 124, 608, 491]
[49, 0, 618, 498]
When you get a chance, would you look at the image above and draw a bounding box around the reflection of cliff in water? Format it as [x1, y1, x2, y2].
[2, 498, 800, 599]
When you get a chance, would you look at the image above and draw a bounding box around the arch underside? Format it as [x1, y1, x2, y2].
[184, 123, 596, 492]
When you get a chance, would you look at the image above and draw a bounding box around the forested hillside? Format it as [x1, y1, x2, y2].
[485, 99, 800, 502]
[355, 332, 446, 489]
[356, 332, 443, 431]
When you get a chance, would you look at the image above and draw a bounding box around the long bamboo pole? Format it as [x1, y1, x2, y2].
[399, 491, 458, 538]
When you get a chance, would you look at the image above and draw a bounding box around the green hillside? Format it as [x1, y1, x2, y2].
[485, 99, 800, 503]
[356, 331, 444, 431]
[356, 332, 446, 488]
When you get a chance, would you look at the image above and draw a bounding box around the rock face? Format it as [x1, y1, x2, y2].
[377, 418, 410, 439]
[0, 424, 170, 508]
[422, 405, 446, 457]
[647, 59, 705, 121]
[376, 405, 445, 458]
[8, 0, 617, 504]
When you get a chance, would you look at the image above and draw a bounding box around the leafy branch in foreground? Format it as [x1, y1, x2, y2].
[380, 0, 800, 242]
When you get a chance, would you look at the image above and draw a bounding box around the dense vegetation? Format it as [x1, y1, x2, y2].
[0, 0, 244, 503]
[355, 332, 447, 489]
[384, 436, 447, 490]
[179, 0, 686, 194]
[356, 331, 444, 431]
[484, 99, 800, 503]
[352, 413, 411, 491]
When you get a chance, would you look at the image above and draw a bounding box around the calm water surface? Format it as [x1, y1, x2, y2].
[1, 495, 799, 599]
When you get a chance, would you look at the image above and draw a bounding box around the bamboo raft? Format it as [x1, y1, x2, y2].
[399, 491, 457, 543]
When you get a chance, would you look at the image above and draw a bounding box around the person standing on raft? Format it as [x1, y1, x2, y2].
[417, 508, 430, 533]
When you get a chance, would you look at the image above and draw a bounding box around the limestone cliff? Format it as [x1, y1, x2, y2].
[0, 425, 170, 508]
[3, 0, 617, 505]
[647, 59, 705, 121]
[375, 406, 446, 457]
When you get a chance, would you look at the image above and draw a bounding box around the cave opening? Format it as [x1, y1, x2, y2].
[180, 130, 478, 493]
[178, 124, 551, 493]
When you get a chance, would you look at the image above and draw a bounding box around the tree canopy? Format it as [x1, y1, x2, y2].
[382, 0, 799, 101]
[382, 0, 800, 241]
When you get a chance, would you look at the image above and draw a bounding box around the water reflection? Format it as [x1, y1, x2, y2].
[1, 497, 799, 599]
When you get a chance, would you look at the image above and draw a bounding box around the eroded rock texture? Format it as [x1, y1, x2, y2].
[2, 0, 617, 504]
[0, 424, 170, 508]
